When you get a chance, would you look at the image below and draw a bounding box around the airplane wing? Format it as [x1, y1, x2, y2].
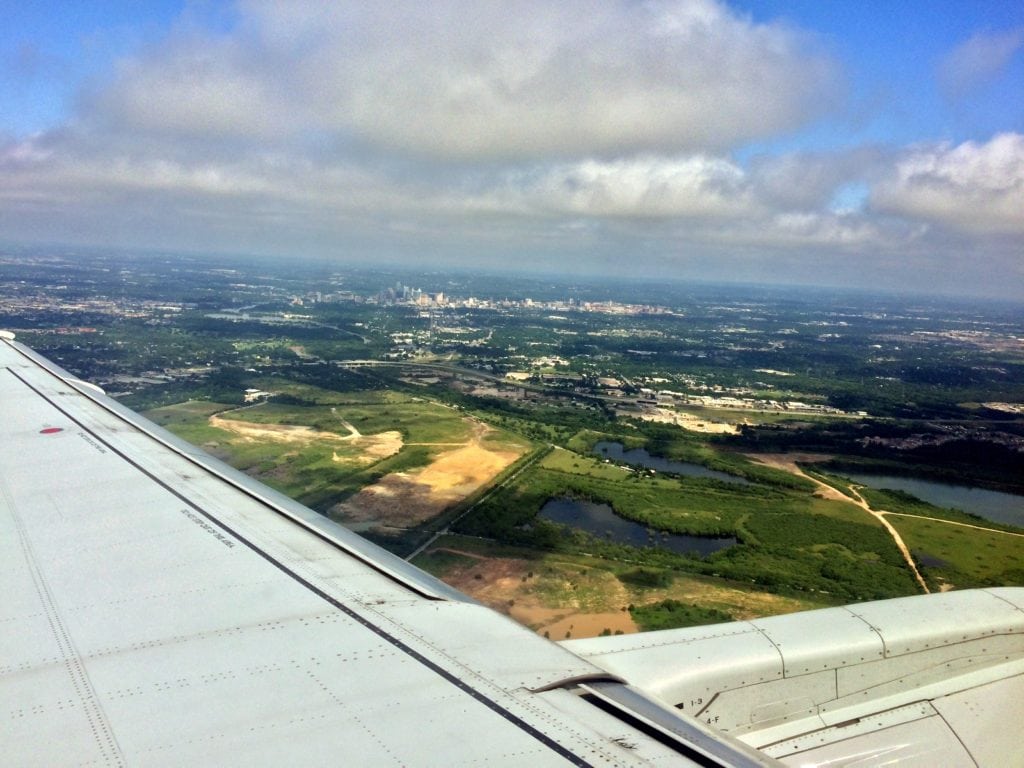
[3, 332, 1023, 767]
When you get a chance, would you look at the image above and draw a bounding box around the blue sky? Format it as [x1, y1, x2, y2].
[1, 1, 234, 135]
[737, 0, 1024, 148]
[2, 1, 1022, 298]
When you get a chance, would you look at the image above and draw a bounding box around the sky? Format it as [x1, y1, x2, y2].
[2, 1, 1022, 299]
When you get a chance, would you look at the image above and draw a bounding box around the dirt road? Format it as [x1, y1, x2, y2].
[749, 454, 931, 593]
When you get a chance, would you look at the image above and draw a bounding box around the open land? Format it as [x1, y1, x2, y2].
[333, 419, 526, 530]
[210, 410, 403, 462]
[147, 392, 530, 539]
[415, 538, 822, 639]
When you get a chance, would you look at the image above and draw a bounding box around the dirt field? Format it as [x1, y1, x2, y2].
[436, 551, 638, 638]
[628, 407, 739, 434]
[675, 410, 739, 434]
[426, 547, 816, 639]
[335, 420, 524, 529]
[209, 413, 402, 464]
[746, 452, 835, 472]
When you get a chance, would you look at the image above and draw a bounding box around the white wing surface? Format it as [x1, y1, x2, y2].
[0, 335, 771, 766]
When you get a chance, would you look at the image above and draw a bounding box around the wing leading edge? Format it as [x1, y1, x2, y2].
[3, 333, 1022, 767]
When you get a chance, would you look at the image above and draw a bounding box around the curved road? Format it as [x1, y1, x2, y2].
[751, 456, 931, 594]
[843, 483, 931, 594]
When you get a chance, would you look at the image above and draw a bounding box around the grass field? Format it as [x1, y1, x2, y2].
[674, 405, 854, 426]
[145, 385, 1023, 636]
[886, 515, 1024, 589]
[218, 393, 473, 445]
[147, 392, 494, 505]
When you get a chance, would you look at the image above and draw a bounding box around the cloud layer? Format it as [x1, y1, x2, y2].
[88, 0, 837, 159]
[1, 1, 1022, 298]
[874, 133, 1024, 235]
[939, 26, 1024, 99]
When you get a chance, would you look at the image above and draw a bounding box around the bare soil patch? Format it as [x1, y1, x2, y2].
[332, 432, 403, 463]
[674, 411, 739, 434]
[434, 551, 638, 638]
[639, 577, 812, 621]
[536, 611, 637, 640]
[424, 548, 824, 638]
[429, 548, 817, 638]
[746, 452, 834, 473]
[210, 413, 345, 444]
[335, 420, 523, 528]
[629, 407, 738, 434]
[209, 413, 402, 463]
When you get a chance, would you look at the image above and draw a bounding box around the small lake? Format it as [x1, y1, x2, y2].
[593, 441, 749, 484]
[539, 497, 736, 556]
[842, 472, 1024, 528]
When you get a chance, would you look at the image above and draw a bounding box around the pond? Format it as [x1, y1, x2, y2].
[593, 441, 749, 484]
[539, 497, 736, 556]
[842, 472, 1024, 528]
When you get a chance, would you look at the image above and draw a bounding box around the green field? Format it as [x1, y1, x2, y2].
[144, 399, 239, 443]
[220, 391, 472, 443]
[887, 515, 1024, 589]
[145, 385, 1024, 625]
[11, 251, 1024, 638]
[630, 600, 733, 631]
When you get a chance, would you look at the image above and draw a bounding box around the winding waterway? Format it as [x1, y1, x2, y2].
[842, 472, 1024, 528]
[593, 441, 749, 484]
[539, 497, 736, 556]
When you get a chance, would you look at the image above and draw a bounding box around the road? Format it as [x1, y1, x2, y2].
[750, 455, 931, 593]
[843, 483, 931, 594]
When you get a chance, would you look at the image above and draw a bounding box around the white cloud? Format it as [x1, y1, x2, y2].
[939, 27, 1024, 99]
[873, 133, 1024, 234]
[485, 155, 753, 217]
[747, 148, 886, 211]
[92, 37, 284, 139]
[88, 0, 838, 159]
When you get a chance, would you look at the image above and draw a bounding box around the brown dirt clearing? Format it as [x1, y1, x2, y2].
[629, 407, 739, 434]
[434, 551, 638, 638]
[209, 413, 402, 463]
[426, 549, 818, 639]
[334, 420, 524, 529]
[747, 452, 850, 502]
